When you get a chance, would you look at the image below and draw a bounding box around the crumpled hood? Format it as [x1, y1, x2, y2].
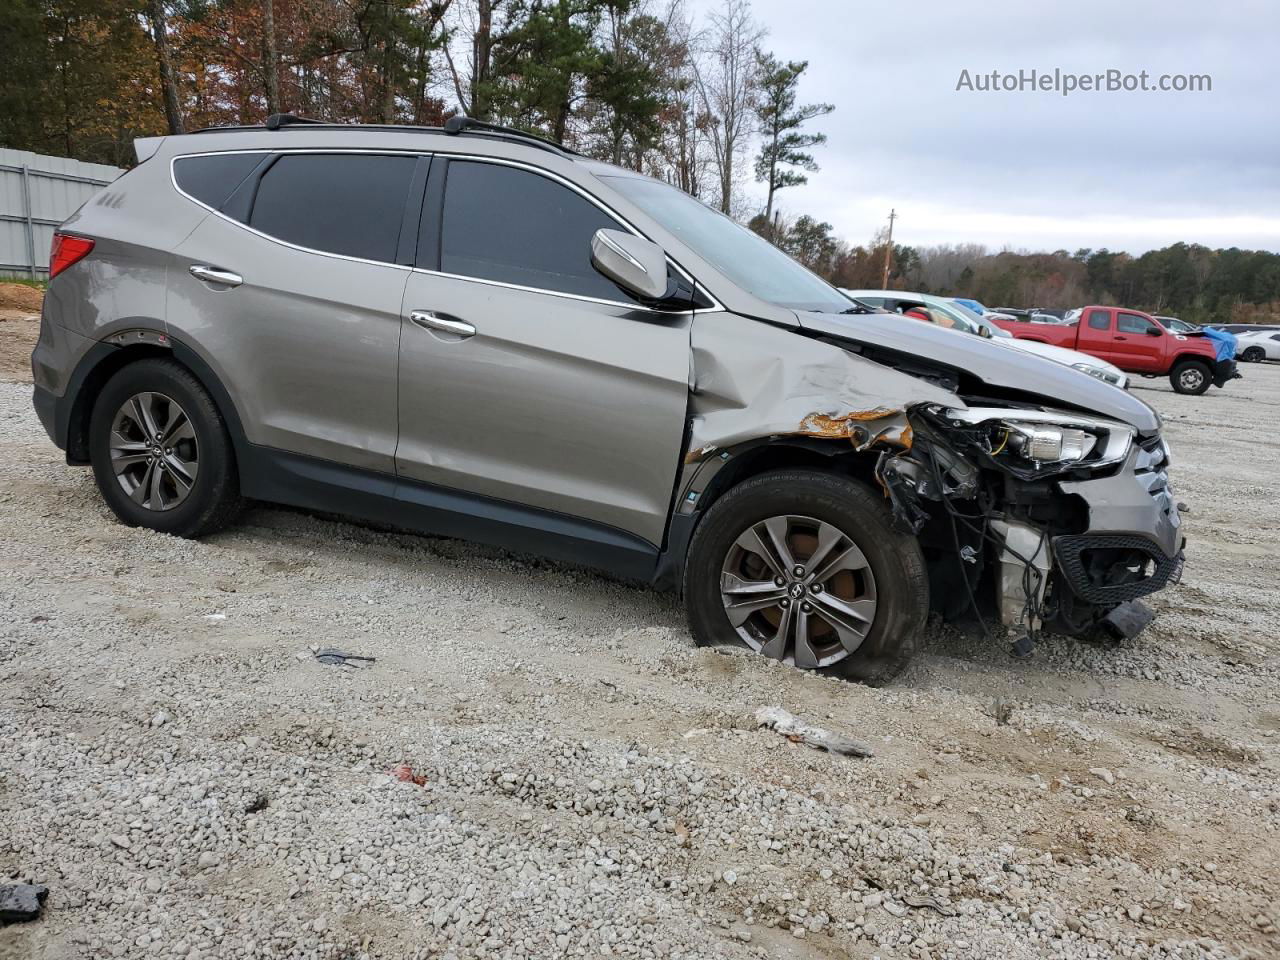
[798, 310, 1161, 433]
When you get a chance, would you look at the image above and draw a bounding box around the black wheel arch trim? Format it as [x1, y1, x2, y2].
[50, 332, 252, 468]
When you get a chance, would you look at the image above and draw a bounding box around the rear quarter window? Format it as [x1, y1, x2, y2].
[1087, 310, 1111, 330]
[173, 153, 267, 210]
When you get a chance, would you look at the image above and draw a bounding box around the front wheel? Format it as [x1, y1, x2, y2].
[1170, 360, 1211, 395]
[1240, 346, 1265, 363]
[683, 469, 929, 685]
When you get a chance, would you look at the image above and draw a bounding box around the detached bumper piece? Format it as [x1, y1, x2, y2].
[1213, 359, 1240, 387]
[1099, 599, 1156, 641]
[1052, 534, 1184, 605]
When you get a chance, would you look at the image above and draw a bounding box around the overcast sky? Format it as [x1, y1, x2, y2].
[701, 0, 1280, 254]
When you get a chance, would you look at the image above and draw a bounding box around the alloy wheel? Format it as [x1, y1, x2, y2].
[719, 514, 878, 668]
[109, 392, 199, 511]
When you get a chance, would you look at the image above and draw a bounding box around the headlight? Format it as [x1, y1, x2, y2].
[937, 407, 1134, 476]
[1003, 422, 1096, 463]
[1072, 362, 1121, 386]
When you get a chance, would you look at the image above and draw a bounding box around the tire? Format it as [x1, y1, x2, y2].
[89, 358, 242, 537]
[683, 469, 929, 685]
[1241, 346, 1265, 363]
[1170, 360, 1211, 395]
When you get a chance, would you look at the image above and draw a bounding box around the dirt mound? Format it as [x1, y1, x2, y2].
[0, 282, 44, 313]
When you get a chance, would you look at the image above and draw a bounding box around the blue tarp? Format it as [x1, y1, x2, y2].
[1201, 327, 1237, 362]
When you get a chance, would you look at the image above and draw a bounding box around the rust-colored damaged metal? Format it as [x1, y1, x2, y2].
[796, 409, 914, 452]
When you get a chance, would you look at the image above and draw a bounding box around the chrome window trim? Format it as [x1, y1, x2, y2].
[168, 148, 724, 315]
[171, 150, 416, 274]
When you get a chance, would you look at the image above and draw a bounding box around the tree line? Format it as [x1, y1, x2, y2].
[765, 225, 1280, 325]
[0, 0, 830, 218]
[1, 0, 1274, 323]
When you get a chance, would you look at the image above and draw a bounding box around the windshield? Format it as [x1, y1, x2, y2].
[599, 174, 853, 313]
[917, 294, 981, 334]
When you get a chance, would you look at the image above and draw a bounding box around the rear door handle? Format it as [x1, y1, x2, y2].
[189, 264, 243, 287]
[409, 310, 475, 339]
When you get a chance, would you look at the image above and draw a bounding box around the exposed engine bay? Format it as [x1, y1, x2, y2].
[881, 403, 1184, 650]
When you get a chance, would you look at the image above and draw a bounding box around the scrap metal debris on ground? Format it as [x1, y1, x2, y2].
[902, 893, 957, 917]
[755, 706, 874, 758]
[311, 647, 376, 668]
[0, 882, 48, 924]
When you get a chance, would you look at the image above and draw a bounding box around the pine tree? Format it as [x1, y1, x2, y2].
[753, 51, 832, 236]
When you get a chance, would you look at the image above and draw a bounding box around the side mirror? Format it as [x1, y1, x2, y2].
[1146, 327, 1163, 336]
[590, 228, 670, 301]
[977, 324, 993, 338]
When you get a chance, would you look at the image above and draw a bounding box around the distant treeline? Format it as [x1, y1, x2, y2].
[750, 214, 1280, 324]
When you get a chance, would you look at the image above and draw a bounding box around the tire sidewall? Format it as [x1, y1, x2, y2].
[89, 359, 235, 536]
[684, 470, 929, 683]
[1171, 361, 1210, 395]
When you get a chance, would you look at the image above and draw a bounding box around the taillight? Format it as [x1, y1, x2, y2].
[49, 232, 94, 279]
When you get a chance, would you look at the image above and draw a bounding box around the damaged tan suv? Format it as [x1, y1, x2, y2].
[32, 115, 1184, 683]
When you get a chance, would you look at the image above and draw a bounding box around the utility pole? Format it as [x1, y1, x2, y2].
[881, 208, 897, 288]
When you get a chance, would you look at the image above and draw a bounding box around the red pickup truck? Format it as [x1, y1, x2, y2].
[991, 305, 1234, 395]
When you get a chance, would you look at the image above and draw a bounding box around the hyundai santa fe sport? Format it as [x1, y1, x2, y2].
[31, 114, 1185, 683]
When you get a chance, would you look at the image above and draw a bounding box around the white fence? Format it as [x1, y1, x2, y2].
[1, 148, 123, 279]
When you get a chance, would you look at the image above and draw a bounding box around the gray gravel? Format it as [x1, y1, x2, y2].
[2, 365, 1278, 960]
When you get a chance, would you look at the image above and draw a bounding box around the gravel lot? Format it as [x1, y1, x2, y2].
[2, 303, 1278, 959]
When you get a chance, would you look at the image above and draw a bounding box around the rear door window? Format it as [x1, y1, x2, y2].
[437, 160, 634, 301]
[1087, 309, 1112, 330]
[248, 153, 417, 263]
[174, 152, 267, 210]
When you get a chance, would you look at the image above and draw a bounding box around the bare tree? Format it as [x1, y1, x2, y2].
[145, 0, 184, 134]
[691, 0, 763, 213]
[263, 0, 280, 114]
[445, 0, 505, 119]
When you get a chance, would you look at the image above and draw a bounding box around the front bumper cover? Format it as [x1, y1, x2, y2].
[1055, 436, 1184, 603]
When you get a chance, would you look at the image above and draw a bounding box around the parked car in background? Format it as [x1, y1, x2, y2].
[951, 297, 989, 315]
[844, 290, 1129, 388]
[1207, 323, 1280, 335]
[952, 298, 1018, 322]
[992, 305, 1236, 395]
[1235, 329, 1280, 362]
[1154, 315, 1199, 334]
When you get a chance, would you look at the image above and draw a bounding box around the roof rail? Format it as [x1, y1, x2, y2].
[443, 115, 577, 155]
[264, 113, 325, 130]
[187, 114, 579, 157]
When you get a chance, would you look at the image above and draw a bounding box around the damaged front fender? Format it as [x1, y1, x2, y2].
[682, 312, 960, 468]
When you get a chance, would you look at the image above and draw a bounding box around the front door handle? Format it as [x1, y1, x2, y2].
[189, 264, 243, 287]
[409, 310, 475, 339]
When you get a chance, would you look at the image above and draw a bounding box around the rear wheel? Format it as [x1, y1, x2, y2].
[89, 358, 241, 537]
[684, 469, 929, 685]
[1170, 360, 1211, 395]
[1241, 346, 1265, 363]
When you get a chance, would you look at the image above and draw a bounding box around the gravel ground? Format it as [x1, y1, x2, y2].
[1, 328, 1278, 959]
